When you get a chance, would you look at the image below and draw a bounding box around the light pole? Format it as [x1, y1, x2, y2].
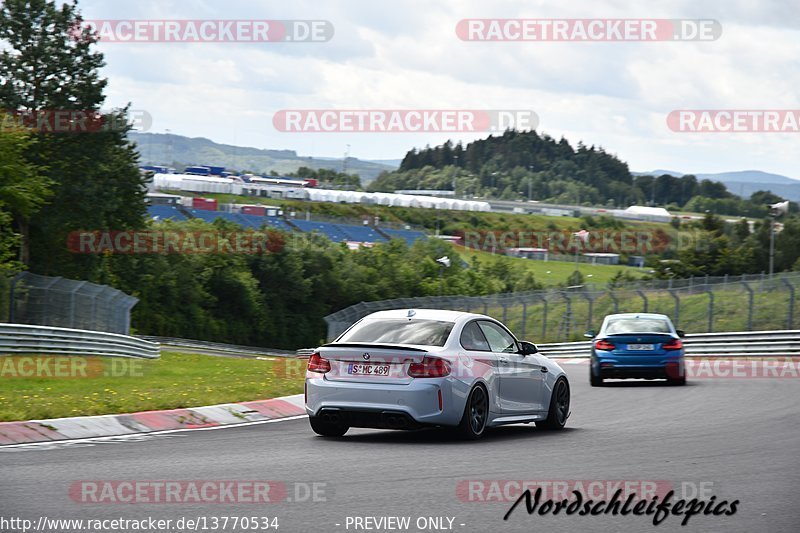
[572, 230, 589, 274]
[769, 214, 775, 277]
[453, 155, 459, 197]
[528, 165, 534, 201]
[768, 201, 790, 277]
[436, 256, 451, 295]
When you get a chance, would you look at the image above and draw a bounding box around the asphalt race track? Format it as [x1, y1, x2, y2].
[2, 365, 799, 533]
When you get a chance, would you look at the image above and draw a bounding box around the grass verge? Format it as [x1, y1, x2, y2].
[0, 351, 304, 422]
[457, 246, 649, 287]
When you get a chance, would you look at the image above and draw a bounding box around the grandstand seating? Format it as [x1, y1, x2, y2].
[157, 207, 426, 245]
[335, 224, 388, 243]
[291, 220, 350, 243]
[382, 229, 428, 246]
[147, 205, 187, 221]
[185, 209, 295, 232]
[236, 213, 294, 232]
[187, 209, 236, 224]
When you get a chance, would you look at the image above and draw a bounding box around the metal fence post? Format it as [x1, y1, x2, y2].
[521, 299, 527, 339]
[741, 281, 754, 331]
[636, 290, 648, 312]
[706, 285, 715, 333]
[582, 291, 594, 332]
[561, 291, 573, 340]
[782, 278, 795, 329]
[539, 295, 548, 340]
[8, 272, 25, 323]
[668, 289, 680, 328]
[68, 281, 86, 329]
[608, 291, 619, 313]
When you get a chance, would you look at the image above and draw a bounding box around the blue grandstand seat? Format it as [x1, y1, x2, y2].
[147, 205, 187, 221]
[291, 220, 349, 243]
[335, 224, 388, 243]
[261, 217, 295, 232]
[187, 209, 242, 224]
[235, 213, 294, 232]
[186, 209, 294, 233]
[382, 229, 427, 246]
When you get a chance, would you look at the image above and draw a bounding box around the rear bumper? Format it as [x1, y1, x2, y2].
[592, 352, 685, 380]
[313, 408, 423, 430]
[598, 366, 674, 379]
[305, 376, 465, 427]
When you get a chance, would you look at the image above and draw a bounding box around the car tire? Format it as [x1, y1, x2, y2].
[538, 377, 570, 430]
[457, 384, 489, 440]
[590, 366, 604, 387]
[667, 376, 687, 386]
[309, 416, 349, 437]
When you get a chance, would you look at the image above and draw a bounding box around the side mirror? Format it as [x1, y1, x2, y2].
[676, 329, 686, 338]
[584, 330, 595, 339]
[519, 341, 538, 355]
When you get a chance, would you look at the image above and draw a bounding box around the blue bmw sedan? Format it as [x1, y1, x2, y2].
[587, 313, 686, 386]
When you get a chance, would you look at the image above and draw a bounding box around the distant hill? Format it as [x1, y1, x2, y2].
[129, 132, 395, 183]
[365, 158, 403, 168]
[634, 169, 800, 201]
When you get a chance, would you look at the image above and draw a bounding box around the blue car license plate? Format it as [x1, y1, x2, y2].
[627, 344, 654, 350]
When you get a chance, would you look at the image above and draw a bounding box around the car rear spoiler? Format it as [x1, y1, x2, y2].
[321, 342, 429, 352]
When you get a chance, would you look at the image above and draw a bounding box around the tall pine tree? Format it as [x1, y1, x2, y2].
[0, 0, 146, 275]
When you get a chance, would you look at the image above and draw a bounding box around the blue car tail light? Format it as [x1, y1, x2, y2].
[594, 339, 616, 351]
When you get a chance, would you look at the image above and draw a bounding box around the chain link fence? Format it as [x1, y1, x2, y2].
[324, 272, 800, 343]
[6, 272, 138, 334]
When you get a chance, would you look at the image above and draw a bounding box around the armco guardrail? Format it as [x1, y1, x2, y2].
[138, 336, 298, 358]
[0, 323, 159, 359]
[537, 329, 800, 358]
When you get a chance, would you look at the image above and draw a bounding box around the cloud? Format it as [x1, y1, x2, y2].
[79, 0, 800, 177]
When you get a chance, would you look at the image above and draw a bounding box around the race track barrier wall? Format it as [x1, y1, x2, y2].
[0, 323, 160, 359]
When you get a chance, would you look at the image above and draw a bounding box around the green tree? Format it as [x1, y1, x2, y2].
[0, 0, 147, 276]
[0, 126, 50, 266]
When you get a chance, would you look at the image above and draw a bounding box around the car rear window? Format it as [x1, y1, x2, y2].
[605, 318, 671, 334]
[337, 319, 455, 347]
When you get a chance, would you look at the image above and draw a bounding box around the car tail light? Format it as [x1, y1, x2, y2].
[408, 356, 451, 378]
[663, 339, 683, 350]
[438, 389, 443, 411]
[594, 339, 616, 351]
[307, 352, 331, 373]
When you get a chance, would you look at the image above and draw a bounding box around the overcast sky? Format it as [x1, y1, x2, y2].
[82, 0, 799, 177]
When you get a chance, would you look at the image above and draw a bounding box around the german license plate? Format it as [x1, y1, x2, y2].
[348, 363, 390, 376]
[627, 344, 654, 351]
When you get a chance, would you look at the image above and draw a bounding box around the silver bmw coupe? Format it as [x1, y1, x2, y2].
[305, 309, 570, 439]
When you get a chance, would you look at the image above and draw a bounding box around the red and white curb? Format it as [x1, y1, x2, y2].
[0, 394, 305, 445]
